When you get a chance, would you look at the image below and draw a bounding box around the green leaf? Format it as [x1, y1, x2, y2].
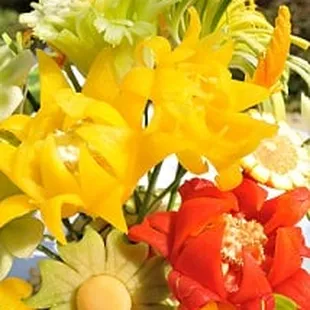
[58, 226, 106, 280]
[105, 229, 148, 283]
[0, 242, 13, 280]
[26, 259, 84, 308]
[0, 85, 23, 121]
[274, 294, 298, 310]
[0, 216, 44, 258]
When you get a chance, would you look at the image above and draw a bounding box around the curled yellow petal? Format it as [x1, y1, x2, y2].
[0, 115, 30, 141]
[0, 195, 35, 229]
[215, 163, 243, 190]
[177, 150, 208, 174]
[136, 36, 171, 65]
[252, 6, 291, 88]
[40, 135, 80, 198]
[41, 194, 83, 244]
[93, 187, 128, 234]
[181, 7, 201, 48]
[79, 145, 116, 206]
[37, 50, 71, 108]
[0, 278, 33, 310]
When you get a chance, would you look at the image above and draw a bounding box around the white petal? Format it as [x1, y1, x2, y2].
[269, 172, 293, 190]
[250, 164, 270, 183]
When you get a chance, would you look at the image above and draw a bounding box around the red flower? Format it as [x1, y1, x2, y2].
[129, 178, 310, 310]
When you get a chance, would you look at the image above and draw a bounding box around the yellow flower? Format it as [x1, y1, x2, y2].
[0, 277, 33, 310]
[241, 110, 310, 190]
[116, 7, 278, 189]
[0, 51, 178, 244]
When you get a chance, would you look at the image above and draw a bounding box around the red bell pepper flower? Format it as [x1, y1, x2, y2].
[129, 177, 310, 310]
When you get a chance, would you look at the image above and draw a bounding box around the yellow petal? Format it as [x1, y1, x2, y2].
[56, 90, 127, 127]
[177, 150, 208, 174]
[11, 143, 45, 202]
[41, 194, 83, 244]
[0, 143, 15, 177]
[40, 135, 80, 197]
[135, 131, 187, 179]
[93, 187, 127, 233]
[76, 124, 134, 180]
[229, 80, 270, 111]
[121, 67, 154, 98]
[112, 92, 146, 130]
[197, 34, 234, 67]
[37, 50, 71, 109]
[0, 195, 35, 228]
[252, 6, 291, 88]
[216, 163, 243, 190]
[0, 278, 33, 310]
[0, 115, 30, 141]
[136, 36, 171, 65]
[82, 49, 119, 102]
[181, 7, 201, 48]
[79, 145, 116, 206]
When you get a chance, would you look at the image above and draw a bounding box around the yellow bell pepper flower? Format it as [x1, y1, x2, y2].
[0, 51, 183, 244]
[102, 7, 279, 189]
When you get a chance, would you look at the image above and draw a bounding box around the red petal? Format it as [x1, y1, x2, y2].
[268, 227, 305, 286]
[128, 212, 176, 257]
[230, 251, 272, 304]
[179, 178, 238, 211]
[232, 177, 268, 219]
[174, 224, 227, 298]
[168, 270, 221, 309]
[274, 268, 310, 309]
[259, 188, 310, 234]
[171, 197, 235, 261]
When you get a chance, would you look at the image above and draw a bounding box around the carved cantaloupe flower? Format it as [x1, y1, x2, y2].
[241, 110, 310, 190]
[26, 227, 172, 310]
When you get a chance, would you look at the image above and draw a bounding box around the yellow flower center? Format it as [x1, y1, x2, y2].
[254, 135, 298, 174]
[76, 275, 132, 310]
[221, 214, 267, 266]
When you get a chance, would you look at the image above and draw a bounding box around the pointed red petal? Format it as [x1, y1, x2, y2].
[232, 177, 268, 219]
[230, 251, 272, 304]
[179, 178, 238, 210]
[267, 227, 303, 287]
[275, 269, 310, 309]
[168, 270, 221, 309]
[171, 197, 234, 261]
[128, 212, 176, 257]
[259, 188, 310, 234]
[174, 224, 227, 298]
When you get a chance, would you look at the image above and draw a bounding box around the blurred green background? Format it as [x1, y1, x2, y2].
[0, 0, 309, 110]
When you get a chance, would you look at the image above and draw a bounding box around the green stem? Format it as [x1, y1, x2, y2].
[138, 162, 162, 222]
[37, 244, 62, 261]
[65, 63, 82, 92]
[167, 164, 186, 211]
[148, 165, 186, 211]
[133, 189, 143, 214]
[26, 90, 39, 111]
